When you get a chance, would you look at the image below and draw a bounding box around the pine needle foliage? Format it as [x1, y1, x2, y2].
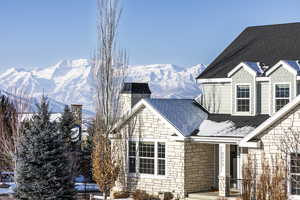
[59, 105, 81, 179]
[16, 96, 76, 200]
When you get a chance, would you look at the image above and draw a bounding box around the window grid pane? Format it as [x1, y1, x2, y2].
[237, 86, 250, 98]
[276, 84, 290, 98]
[237, 99, 250, 112]
[158, 143, 165, 158]
[129, 158, 136, 173]
[158, 159, 165, 175]
[139, 142, 155, 157]
[129, 142, 136, 157]
[291, 153, 300, 195]
[139, 158, 154, 174]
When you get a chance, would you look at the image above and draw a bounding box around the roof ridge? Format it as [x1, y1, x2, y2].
[246, 22, 300, 29]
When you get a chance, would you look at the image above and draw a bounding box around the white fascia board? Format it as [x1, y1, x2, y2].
[188, 136, 242, 144]
[239, 141, 261, 148]
[256, 77, 270, 81]
[227, 62, 257, 77]
[239, 95, 300, 146]
[198, 78, 232, 83]
[266, 60, 298, 76]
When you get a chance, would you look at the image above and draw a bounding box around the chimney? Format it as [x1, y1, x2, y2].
[71, 104, 82, 140]
[120, 82, 151, 114]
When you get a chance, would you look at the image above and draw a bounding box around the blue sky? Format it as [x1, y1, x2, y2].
[1, 0, 300, 72]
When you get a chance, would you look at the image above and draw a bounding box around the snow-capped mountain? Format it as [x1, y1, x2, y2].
[0, 59, 206, 113]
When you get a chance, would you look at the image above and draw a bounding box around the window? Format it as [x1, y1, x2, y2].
[139, 142, 155, 174]
[128, 141, 166, 176]
[128, 142, 136, 173]
[158, 143, 166, 175]
[275, 84, 290, 112]
[236, 85, 250, 112]
[291, 153, 300, 195]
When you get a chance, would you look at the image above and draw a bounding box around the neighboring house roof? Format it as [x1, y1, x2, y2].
[195, 114, 270, 138]
[239, 95, 300, 147]
[197, 22, 300, 79]
[121, 82, 151, 94]
[144, 99, 208, 137]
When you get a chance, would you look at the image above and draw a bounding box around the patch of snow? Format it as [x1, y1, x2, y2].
[0, 183, 15, 195]
[75, 183, 99, 192]
[198, 120, 255, 137]
[244, 61, 264, 74]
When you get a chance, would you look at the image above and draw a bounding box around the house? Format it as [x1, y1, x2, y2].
[113, 23, 300, 199]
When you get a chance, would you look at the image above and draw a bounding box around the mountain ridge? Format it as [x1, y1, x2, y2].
[0, 59, 206, 113]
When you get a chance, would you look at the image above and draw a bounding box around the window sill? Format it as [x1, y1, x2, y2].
[128, 173, 167, 179]
[288, 195, 300, 200]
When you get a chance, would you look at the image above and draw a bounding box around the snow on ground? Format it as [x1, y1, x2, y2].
[75, 183, 99, 192]
[0, 183, 15, 195]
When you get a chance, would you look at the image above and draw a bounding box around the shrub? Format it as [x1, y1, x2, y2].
[132, 190, 160, 200]
[132, 190, 148, 200]
[113, 191, 130, 199]
[163, 192, 173, 200]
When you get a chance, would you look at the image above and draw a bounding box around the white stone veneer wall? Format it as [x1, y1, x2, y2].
[116, 106, 215, 198]
[247, 105, 300, 175]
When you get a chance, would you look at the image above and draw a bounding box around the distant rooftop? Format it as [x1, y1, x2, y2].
[197, 22, 300, 79]
[121, 82, 151, 94]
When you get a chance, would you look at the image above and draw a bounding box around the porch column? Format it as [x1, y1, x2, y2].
[219, 143, 230, 197]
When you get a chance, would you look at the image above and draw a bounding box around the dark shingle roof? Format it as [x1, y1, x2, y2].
[121, 82, 151, 94]
[197, 23, 300, 79]
[145, 99, 208, 137]
[207, 114, 270, 128]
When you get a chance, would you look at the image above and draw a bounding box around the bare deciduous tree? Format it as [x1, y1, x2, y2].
[0, 89, 30, 172]
[91, 0, 128, 199]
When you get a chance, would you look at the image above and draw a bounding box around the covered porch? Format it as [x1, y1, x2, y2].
[186, 136, 247, 199]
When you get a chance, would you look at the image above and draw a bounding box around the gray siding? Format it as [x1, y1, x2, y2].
[201, 83, 231, 114]
[269, 67, 296, 114]
[231, 68, 256, 115]
[257, 82, 269, 114]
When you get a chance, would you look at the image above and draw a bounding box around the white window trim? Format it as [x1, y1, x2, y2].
[288, 153, 300, 200]
[234, 83, 251, 115]
[127, 139, 167, 179]
[273, 82, 291, 114]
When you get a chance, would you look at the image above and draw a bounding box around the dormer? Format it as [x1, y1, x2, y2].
[227, 62, 263, 116]
[265, 60, 299, 114]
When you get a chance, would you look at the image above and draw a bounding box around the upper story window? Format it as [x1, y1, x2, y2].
[290, 153, 300, 195]
[236, 85, 250, 112]
[275, 84, 290, 112]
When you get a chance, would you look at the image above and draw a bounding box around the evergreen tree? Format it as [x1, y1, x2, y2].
[16, 97, 76, 200]
[80, 120, 95, 182]
[59, 105, 81, 179]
